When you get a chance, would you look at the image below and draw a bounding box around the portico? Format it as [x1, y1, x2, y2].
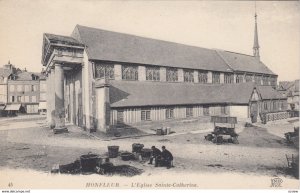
[42, 33, 84, 131]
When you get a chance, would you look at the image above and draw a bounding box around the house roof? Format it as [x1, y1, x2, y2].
[109, 81, 257, 108]
[0, 67, 12, 78]
[216, 50, 276, 75]
[73, 25, 232, 72]
[12, 71, 39, 81]
[44, 33, 84, 46]
[257, 85, 287, 100]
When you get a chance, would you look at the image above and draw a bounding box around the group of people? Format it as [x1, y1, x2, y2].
[148, 146, 173, 169]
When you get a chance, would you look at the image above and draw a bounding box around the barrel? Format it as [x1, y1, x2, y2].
[141, 148, 152, 160]
[80, 153, 100, 172]
[132, 143, 144, 153]
[107, 146, 119, 158]
[120, 152, 134, 161]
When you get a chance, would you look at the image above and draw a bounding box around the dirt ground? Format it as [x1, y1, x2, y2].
[0, 116, 299, 183]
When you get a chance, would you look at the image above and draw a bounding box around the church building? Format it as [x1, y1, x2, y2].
[41, 14, 287, 132]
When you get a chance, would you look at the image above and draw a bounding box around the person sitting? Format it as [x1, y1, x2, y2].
[148, 146, 162, 167]
[161, 146, 173, 169]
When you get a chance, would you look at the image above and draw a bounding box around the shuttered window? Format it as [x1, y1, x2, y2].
[141, 109, 151, 121]
[166, 108, 174, 119]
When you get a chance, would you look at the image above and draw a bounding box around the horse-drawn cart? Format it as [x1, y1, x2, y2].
[205, 116, 239, 144]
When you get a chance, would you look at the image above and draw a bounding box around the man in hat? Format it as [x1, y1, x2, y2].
[148, 146, 162, 167]
[161, 146, 173, 169]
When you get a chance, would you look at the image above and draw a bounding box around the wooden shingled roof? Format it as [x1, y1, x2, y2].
[109, 81, 258, 108]
[256, 86, 287, 100]
[72, 25, 232, 72]
[71, 25, 276, 75]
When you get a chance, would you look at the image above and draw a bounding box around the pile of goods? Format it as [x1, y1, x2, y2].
[156, 127, 172, 135]
[51, 147, 144, 177]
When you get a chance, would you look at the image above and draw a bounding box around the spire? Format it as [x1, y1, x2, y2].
[253, 2, 260, 60]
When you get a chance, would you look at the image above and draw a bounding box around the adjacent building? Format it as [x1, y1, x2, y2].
[0, 62, 47, 115]
[41, 14, 288, 132]
[278, 80, 299, 111]
[7, 70, 40, 113]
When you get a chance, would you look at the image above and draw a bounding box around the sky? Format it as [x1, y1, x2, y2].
[0, 0, 299, 81]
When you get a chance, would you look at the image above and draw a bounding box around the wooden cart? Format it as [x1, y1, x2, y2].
[209, 116, 239, 144]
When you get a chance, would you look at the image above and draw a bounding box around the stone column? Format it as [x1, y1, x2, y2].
[160, 67, 166, 82]
[54, 63, 66, 131]
[46, 72, 51, 123]
[50, 68, 56, 128]
[95, 79, 110, 132]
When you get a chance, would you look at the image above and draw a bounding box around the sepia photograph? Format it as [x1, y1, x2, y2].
[0, 0, 299, 191]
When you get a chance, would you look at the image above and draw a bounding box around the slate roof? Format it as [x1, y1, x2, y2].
[0, 68, 12, 78]
[73, 25, 232, 72]
[216, 50, 276, 75]
[109, 81, 257, 108]
[12, 71, 39, 81]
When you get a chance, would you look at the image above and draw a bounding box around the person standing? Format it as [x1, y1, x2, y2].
[161, 146, 173, 169]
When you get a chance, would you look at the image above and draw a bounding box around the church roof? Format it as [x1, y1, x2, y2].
[71, 25, 276, 75]
[109, 81, 257, 108]
[72, 25, 232, 72]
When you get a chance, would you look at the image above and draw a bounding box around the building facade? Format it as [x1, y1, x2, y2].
[7, 71, 40, 113]
[278, 80, 299, 111]
[41, 19, 287, 132]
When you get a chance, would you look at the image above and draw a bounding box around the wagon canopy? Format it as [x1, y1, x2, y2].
[210, 116, 237, 124]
